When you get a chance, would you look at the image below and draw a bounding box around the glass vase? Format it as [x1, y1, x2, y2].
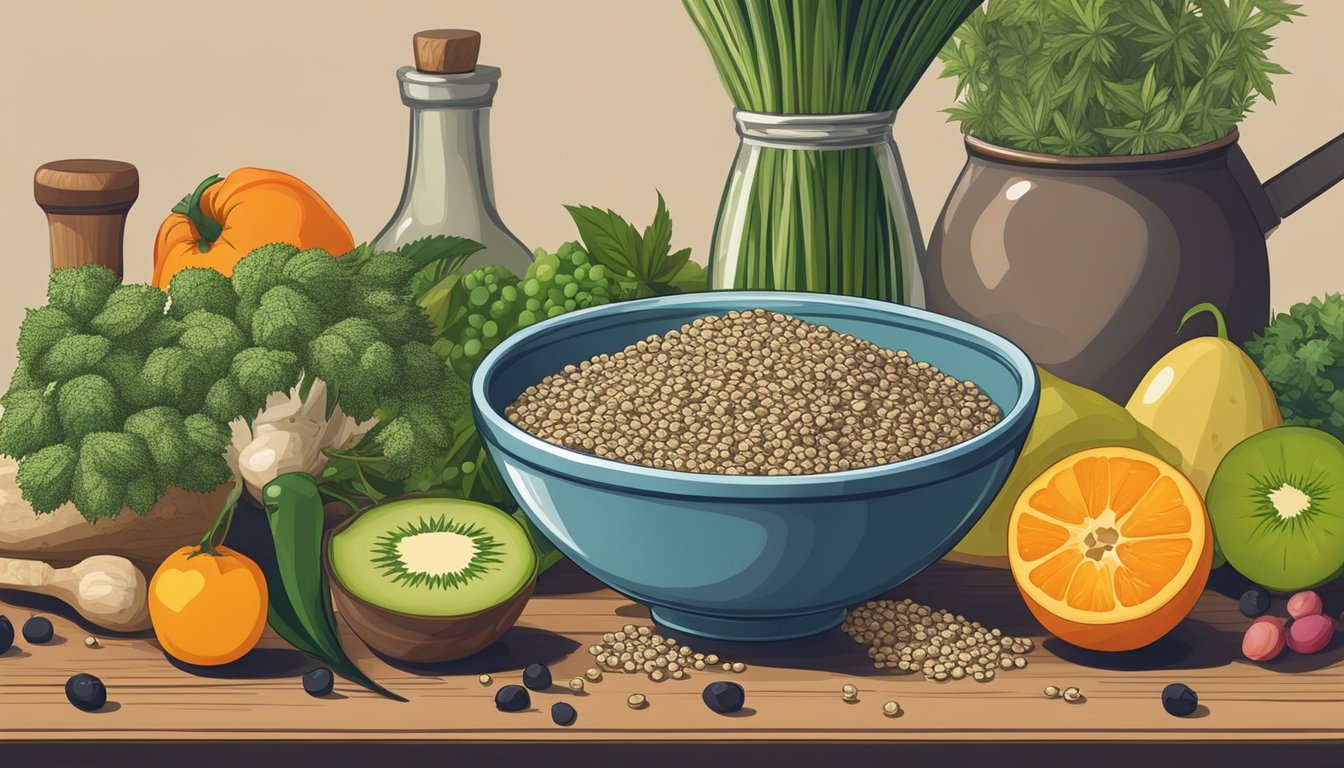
[709, 110, 924, 306]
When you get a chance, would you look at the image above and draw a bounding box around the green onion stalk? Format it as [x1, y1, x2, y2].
[684, 0, 981, 303]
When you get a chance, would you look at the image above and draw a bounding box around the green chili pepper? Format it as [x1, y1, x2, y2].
[261, 472, 405, 702]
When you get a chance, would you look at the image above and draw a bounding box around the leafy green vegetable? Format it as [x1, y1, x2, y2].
[260, 472, 404, 701]
[1246, 294, 1344, 439]
[564, 192, 701, 299]
[939, 0, 1302, 156]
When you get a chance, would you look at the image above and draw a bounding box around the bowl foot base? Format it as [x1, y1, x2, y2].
[650, 605, 847, 642]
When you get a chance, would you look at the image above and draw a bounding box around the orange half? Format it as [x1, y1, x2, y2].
[1007, 446, 1212, 651]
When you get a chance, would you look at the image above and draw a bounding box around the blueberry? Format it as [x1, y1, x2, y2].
[0, 616, 13, 654]
[303, 667, 334, 697]
[65, 673, 107, 712]
[551, 701, 578, 727]
[1239, 587, 1271, 618]
[702, 681, 746, 714]
[522, 663, 552, 691]
[495, 684, 531, 712]
[1161, 683, 1198, 717]
[22, 616, 54, 644]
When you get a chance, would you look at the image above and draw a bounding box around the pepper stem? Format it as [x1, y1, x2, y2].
[1177, 302, 1229, 340]
[170, 174, 226, 253]
[193, 475, 244, 558]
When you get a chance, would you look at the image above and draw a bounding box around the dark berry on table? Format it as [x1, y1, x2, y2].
[495, 684, 531, 712]
[702, 681, 746, 714]
[1239, 587, 1271, 618]
[22, 616, 54, 644]
[303, 667, 335, 697]
[65, 673, 107, 712]
[0, 616, 13, 654]
[523, 663, 552, 691]
[551, 701, 578, 727]
[1161, 683, 1198, 717]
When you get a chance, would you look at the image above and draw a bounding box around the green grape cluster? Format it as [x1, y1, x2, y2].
[437, 241, 622, 379]
[0, 244, 463, 522]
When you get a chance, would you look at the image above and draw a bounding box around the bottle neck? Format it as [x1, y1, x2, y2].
[404, 104, 498, 220]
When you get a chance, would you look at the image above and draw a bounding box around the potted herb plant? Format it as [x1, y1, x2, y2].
[922, 0, 1343, 403]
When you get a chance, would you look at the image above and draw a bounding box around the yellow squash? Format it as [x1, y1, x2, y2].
[952, 367, 1181, 564]
[1125, 303, 1282, 497]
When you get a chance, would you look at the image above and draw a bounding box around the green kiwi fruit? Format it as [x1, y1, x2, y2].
[327, 497, 538, 662]
[1205, 426, 1344, 592]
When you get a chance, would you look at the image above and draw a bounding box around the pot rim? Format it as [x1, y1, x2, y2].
[965, 129, 1240, 167]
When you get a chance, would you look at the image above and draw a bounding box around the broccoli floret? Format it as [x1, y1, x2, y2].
[3, 362, 40, 400]
[70, 457, 126, 522]
[14, 443, 77, 513]
[47, 265, 118, 324]
[174, 451, 231, 493]
[399, 399, 453, 449]
[136, 315, 186, 351]
[140, 347, 210, 412]
[16, 306, 78, 364]
[90, 285, 168, 339]
[252, 285, 324, 352]
[306, 317, 382, 395]
[202, 378, 253, 423]
[356, 251, 419, 291]
[356, 288, 426, 344]
[79, 432, 152, 482]
[125, 474, 166, 515]
[95, 349, 151, 410]
[178, 310, 246, 371]
[36, 334, 111, 381]
[232, 243, 299, 306]
[358, 340, 398, 393]
[400, 341, 445, 384]
[282, 248, 351, 310]
[56, 375, 123, 445]
[0, 388, 62, 459]
[123, 407, 191, 481]
[184, 413, 231, 458]
[167, 267, 237, 319]
[228, 347, 301, 401]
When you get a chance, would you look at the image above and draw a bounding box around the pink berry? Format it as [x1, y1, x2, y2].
[1287, 591, 1323, 619]
[1242, 616, 1286, 661]
[1286, 614, 1335, 655]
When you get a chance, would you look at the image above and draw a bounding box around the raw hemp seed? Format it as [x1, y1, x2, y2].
[589, 624, 743, 683]
[843, 598, 1035, 683]
[505, 309, 1001, 476]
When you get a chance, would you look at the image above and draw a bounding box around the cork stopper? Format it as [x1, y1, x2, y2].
[34, 159, 139, 214]
[413, 29, 481, 75]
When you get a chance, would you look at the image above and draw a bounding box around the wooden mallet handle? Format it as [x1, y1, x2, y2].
[34, 159, 138, 279]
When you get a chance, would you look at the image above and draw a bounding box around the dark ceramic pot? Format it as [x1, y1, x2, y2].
[924, 130, 1344, 403]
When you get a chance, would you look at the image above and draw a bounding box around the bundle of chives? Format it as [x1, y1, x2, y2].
[685, 0, 981, 302]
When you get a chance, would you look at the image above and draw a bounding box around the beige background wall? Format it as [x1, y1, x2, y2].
[1, 0, 1340, 390]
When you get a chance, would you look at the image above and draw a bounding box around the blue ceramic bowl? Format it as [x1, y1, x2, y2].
[474, 292, 1038, 641]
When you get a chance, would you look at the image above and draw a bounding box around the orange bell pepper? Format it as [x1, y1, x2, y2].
[152, 168, 355, 288]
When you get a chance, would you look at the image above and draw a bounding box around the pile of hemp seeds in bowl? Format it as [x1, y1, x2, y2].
[504, 309, 1002, 475]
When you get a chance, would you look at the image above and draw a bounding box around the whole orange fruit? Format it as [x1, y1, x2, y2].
[1007, 446, 1212, 651]
[149, 545, 268, 666]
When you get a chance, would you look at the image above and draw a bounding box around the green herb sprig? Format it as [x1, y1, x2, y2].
[939, 0, 1302, 156]
[1245, 294, 1344, 439]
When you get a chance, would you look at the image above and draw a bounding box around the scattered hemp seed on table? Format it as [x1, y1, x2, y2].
[588, 624, 743, 683]
[843, 598, 1035, 683]
[506, 309, 1000, 476]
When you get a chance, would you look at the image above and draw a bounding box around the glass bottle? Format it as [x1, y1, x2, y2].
[373, 30, 532, 275]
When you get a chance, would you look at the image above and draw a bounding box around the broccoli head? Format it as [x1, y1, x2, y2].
[140, 346, 211, 412]
[356, 251, 419, 292]
[123, 406, 192, 482]
[203, 377, 254, 424]
[79, 431, 152, 482]
[167, 267, 237, 319]
[229, 347, 301, 402]
[90, 285, 168, 339]
[178, 310, 246, 371]
[46, 265, 118, 324]
[35, 334, 111, 381]
[282, 248, 351, 311]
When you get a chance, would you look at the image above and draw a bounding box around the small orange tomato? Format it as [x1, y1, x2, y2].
[149, 545, 268, 666]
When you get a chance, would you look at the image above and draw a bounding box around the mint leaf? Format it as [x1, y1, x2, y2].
[564, 204, 645, 282]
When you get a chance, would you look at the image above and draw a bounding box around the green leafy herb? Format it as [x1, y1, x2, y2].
[939, 0, 1302, 156]
[564, 193, 700, 298]
[1245, 294, 1344, 439]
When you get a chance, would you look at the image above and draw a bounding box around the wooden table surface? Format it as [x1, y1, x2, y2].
[2, 558, 1341, 767]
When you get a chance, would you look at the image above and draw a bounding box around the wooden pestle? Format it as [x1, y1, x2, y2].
[0, 554, 150, 632]
[33, 159, 138, 278]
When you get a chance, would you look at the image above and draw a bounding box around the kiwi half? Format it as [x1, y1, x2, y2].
[327, 497, 538, 663]
[1206, 426, 1344, 592]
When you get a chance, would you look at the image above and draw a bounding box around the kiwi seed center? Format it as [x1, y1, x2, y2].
[397, 531, 478, 578]
[1268, 483, 1311, 520]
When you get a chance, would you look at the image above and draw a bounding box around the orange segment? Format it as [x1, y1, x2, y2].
[1007, 446, 1212, 652]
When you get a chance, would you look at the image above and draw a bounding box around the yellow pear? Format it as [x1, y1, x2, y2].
[1125, 303, 1282, 497]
